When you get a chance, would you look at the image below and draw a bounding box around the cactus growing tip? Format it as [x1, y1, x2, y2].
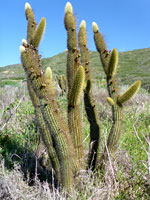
[45, 67, 52, 79]
[19, 45, 26, 53]
[22, 39, 27, 46]
[80, 20, 86, 29]
[92, 22, 99, 33]
[65, 2, 73, 14]
[25, 2, 31, 10]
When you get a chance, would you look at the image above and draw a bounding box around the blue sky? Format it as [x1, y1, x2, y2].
[1, 0, 150, 67]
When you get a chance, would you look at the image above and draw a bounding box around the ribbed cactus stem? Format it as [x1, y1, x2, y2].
[79, 20, 87, 46]
[45, 67, 55, 96]
[85, 79, 91, 94]
[27, 83, 61, 183]
[68, 66, 85, 107]
[20, 36, 79, 190]
[106, 104, 123, 152]
[117, 80, 141, 104]
[31, 17, 46, 48]
[93, 24, 124, 168]
[79, 20, 100, 171]
[92, 22, 110, 74]
[64, 1, 78, 92]
[25, 2, 36, 43]
[107, 48, 118, 77]
[65, 2, 85, 168]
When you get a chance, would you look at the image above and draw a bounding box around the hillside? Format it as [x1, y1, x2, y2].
[0, 48, 150, 90]
[1, 48, 150, 199]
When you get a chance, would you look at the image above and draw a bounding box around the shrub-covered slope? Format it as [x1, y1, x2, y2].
[0, 48, 150, 90]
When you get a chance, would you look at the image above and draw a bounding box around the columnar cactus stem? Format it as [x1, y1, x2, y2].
[27, 83, 61, 183]
[93, 23, 123, 165]
[25, 3, 36, 44]
[64, 2, 85, 167]
[117, 80, 141, 104]
[78, 20, 100, 170]
[31, 17, 46, 48]
[64, 2, 78, 93]
[20, 46, 78, 189]
[93, 22, 141, 168]
[20, 3, 81, 190]
[92, 22, 110, 74]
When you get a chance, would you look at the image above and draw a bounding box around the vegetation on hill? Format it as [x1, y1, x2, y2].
[1, 48, 150, 90]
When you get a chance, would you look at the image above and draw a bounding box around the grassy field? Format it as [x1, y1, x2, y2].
[0, 48, 150, 199]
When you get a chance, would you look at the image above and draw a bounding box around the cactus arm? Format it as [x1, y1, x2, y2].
[106, 74, 123, 149]
[78, 20, 100, 171]
[68, 66, 85, 107]
[45, 67, 55, 96]
[64, 2, 85, 167]
[67, 66, 85, 167]
[92, 22, 110, 74]
[93, 23, 141, 170]
[25, 3, 37, 44]
[31, 17, 46, 48]
[101, 72, 123, 168]
[107, 48, 118, 77]
[106, 103, 123, 152]
[117, 80, 141, 104]
[64, 2, 78, 93]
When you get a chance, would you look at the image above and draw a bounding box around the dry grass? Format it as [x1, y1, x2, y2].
[1, 84, 150, 199]
[0, 147, 136, 200]
[0, 159, 119, 200]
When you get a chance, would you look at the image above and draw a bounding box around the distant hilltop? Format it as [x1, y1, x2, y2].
[0, 48, 150, 91]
